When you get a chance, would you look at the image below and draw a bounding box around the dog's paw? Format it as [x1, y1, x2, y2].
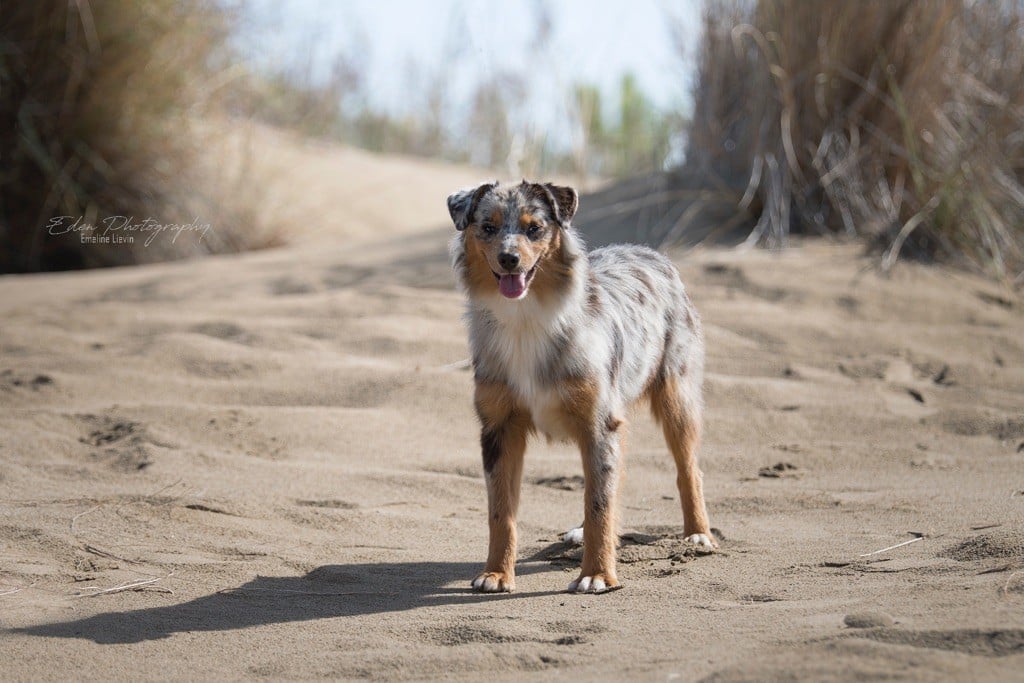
[562, 525, 584, 545]
[684, 533, 717, 550]
[567, 573, 620, 594]
[471, 571, 514, 593]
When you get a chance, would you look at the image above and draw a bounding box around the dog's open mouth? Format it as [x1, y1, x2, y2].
[494, 265, 537, 300]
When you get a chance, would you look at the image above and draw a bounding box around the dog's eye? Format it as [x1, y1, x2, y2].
[526, 225, 544, 239]
[480, 223, 497, 236]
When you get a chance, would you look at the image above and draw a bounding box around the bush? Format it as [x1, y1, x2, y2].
[0, 0, 274, 272]
[685, 0, 1024, 279]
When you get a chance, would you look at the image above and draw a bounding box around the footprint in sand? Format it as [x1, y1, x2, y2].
[77, 415, 173, 472]
[929, 408, 1024, 441]
[853, 627, 1024, 657]
[0, 370, 54, 391]
[189, 321, 256, 346]
[702, 263, 795, 302]
[532, 475, 585, 491]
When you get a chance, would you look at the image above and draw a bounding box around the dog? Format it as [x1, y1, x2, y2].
[447, 180, 714, 594]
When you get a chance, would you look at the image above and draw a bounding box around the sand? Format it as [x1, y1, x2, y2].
[1, 130, 1023, 681]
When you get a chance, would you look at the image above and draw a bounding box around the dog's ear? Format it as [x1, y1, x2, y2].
[447, 182, 496, 231]
[523, 182, 579, 227]
[544, 183, 579, 224]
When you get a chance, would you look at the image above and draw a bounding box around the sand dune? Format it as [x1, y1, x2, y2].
[1, 134, 1023, 680]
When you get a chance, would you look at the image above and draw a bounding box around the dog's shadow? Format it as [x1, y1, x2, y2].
[14, 561, 563, 644]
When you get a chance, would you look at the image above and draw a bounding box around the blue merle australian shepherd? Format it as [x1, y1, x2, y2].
[448, 180, 715, 594]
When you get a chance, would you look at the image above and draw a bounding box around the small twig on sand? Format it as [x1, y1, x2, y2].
[145, 478, 185, 499]
[76, 573, 173, 598]
[859, 533, 924, 557]
[83, 544, 142, 565]
[70, 505, 102, 534]
[0, 580, 39, 597]
[1001, 572, 1022, 597]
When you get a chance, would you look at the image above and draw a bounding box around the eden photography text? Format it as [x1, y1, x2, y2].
[47, 215, 213, 247]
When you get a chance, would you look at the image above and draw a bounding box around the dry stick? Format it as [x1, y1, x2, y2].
[76, 573, 173, 598]
[1001, 572, 1022, 597]
[70, 505, 101, 534]
[882, 196, 941, 272]
[859, 535, 924, 557]
[82, 544, 143, 565]
[0, 580, 40, 597]
[146, 478, 185, 498]
[738, 154, 763, 211]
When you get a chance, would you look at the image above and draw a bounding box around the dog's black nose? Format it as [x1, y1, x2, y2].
[497, 252, 520, 271]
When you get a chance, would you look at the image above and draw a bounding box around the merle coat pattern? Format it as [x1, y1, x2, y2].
[448, 180, 714, 594]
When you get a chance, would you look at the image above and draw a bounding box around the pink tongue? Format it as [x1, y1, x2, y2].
[499, 273, 528, 299]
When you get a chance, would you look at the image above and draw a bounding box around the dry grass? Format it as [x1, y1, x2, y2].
[685, 0, 1024, 280]
[0, 0, 280, 272]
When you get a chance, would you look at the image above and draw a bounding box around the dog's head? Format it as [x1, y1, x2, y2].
[448, 180, 579, 301]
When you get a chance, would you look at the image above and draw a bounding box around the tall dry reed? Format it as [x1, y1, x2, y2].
[0, 0, 275, 272]
[685, 0, 1024, 279]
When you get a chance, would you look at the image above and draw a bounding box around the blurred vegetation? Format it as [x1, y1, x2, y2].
[230, 60, 686, 181]
[0, 0, 278, 272]
[5, 0, 1019, 278]
[683, 0, 1024, 279]
[574, 75, 686, 179]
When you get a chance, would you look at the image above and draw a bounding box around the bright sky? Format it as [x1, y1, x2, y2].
[239, 0, 703, 130]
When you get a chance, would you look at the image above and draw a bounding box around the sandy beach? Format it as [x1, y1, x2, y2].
[1, 132, 1022, 681]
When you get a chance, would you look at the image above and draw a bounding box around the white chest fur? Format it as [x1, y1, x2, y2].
[483, 296, 573, 440]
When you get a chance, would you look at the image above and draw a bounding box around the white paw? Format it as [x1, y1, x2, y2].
[567, 575, 618, 593]
[684, 533, 716, 550]
[562, 526, 584, 545]
[471, 572, 514, 593]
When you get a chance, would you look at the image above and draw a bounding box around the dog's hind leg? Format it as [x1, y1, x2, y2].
[472, 382, 530, 593]
[650, 376, 716, 549]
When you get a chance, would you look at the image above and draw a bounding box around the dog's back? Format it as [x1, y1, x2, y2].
[585, 244, 704, 415]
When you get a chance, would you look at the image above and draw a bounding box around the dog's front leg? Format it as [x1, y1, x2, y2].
[472, 383, 528, 593]
[570, 428, 622, 593]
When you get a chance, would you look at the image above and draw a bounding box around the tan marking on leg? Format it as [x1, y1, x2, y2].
[473, 382, 531, 593]
[650, 377, 714, 543]
[575, 434, 620, 590]
[557, 377, 622, 591]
